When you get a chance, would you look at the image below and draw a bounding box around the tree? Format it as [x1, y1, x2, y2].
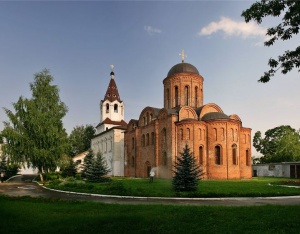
[81, 150, 110, 182]
[253, 125, 300, 163]
[68, 125, 95, 157]
[242, 0, 300, 83]
[61, 158, 78, 178]
[172, 144, 203, 192]
[2, 69, 68, 181]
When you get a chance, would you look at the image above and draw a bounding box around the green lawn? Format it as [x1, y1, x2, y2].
[46, 177, 300, 197]
[0, 195, 299, 234]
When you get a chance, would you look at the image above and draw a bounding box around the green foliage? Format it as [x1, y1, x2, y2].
[253, 125, 300, 163]
[81, 150, 111, 182]
[172, 144, 203, 192]
[68, 125, 95, 157]
[61, 158, 78, 178]
[1, 69, 68, 181]
[242, 0, 300, 82]
[0, 155, 20, 180]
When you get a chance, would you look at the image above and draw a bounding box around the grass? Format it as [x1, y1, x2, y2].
[45, 177, 300, 198]
[0, 195, 300, 234]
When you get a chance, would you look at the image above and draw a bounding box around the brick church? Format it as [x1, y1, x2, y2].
[124, 52, 252, 179]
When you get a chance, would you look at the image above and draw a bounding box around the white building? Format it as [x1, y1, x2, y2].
[91, 66, 127, 176]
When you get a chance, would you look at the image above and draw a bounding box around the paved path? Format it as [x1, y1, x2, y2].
[1, 176, 300, 206]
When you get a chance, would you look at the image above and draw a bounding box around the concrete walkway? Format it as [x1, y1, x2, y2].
[1, 175, 300, 206]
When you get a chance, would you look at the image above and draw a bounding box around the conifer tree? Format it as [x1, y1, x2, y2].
[61, 158, 78, 178]
[89, 152, 111, 182]
[81, 150, 111, 182]
[172, 144, 203, 192]
[81, 150, 94, 179]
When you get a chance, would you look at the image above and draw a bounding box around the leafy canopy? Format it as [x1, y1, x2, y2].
[242, 0, 300, 82]
[172, 144, 203, 192]
[68, 125, 95, 157]
[253, 125, 300, 163]
[2, 69, 68, 180]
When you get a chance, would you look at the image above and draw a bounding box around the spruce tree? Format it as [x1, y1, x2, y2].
[81, 150, 94, 179]
[172, 144, 203, 192]
[81, 150, 110, 182]
[89, 152, 111, 182]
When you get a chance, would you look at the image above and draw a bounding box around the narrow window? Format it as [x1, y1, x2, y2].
[199, 128, 202, 140]
[187, 128, 190, 140]
[114, 104, 118, 113]
[163, 152, 167, 166]
[199, 146, 203, 165]
[175, 86, 179, 106]
[106, 103, 109, 113]
[143, 117, 146, 126]
[132, 137, 135, 149]
[215, 146, 221, 165]
[231, 128, 234, 141]
[146, 133, 149, 146]
[166, 88, 170, 108]
[185, 86, 189, 105]
[246, 150, 250, 166]
[163, 128, 166, 143]
[214, 128, 217, 141]
[131, 156, 135, 167]
[195, 86, 198, 106]
[142, 135, 145, 147]
[232, 144, 237, 165]
[151, 132, 155, 145]
[150, 114, 153, 122]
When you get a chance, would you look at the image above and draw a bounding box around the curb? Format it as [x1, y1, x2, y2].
[38, 183, 300, 202]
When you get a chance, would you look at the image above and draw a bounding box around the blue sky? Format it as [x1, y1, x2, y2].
[0, 1, 299, 156]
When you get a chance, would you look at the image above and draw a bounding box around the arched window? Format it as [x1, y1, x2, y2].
[221, 128, 225, 141]
[199, 146, 203, 165]
[232, 144, 237, 165]
[151, 132, 155, 145]
[214, 128, 217, 141]
[187, 128, 190, 140]
[246, 149, 250, 166]
[163, 151, 167, 166]
[162, 128, 167, 143]
[106, 103, 109, 113]
[143, 117, 146, 126]
[185, 86, 189, 105]
[142, 135, 145, 147]
[147, 112, 149, 124]
[180, 129, 183, 140]
[166, 88, 170, 108]
[215, 145, 221, 165]
[146, 133, 149, 146]
[114, 104, 118, 113]
[150, 113, 153, 123]
[175, 86, 179, 106]
[132, 137, 135, 149]
[195, 86, 198, 106]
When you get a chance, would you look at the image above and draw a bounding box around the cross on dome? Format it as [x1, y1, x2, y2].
[179, 49, 187, 63]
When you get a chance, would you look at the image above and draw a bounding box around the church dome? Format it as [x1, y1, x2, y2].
[201, 112, 230, 121]
[167, 63, 199, 77]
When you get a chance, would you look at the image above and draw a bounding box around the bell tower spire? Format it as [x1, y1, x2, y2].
[97, 65, 125, 134]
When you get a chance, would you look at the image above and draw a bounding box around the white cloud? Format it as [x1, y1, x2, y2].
[199, 17, 267, 40]
[144, 26, 162, 35]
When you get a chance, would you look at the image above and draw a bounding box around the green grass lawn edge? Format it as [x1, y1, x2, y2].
[44, 177, 300, 198]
